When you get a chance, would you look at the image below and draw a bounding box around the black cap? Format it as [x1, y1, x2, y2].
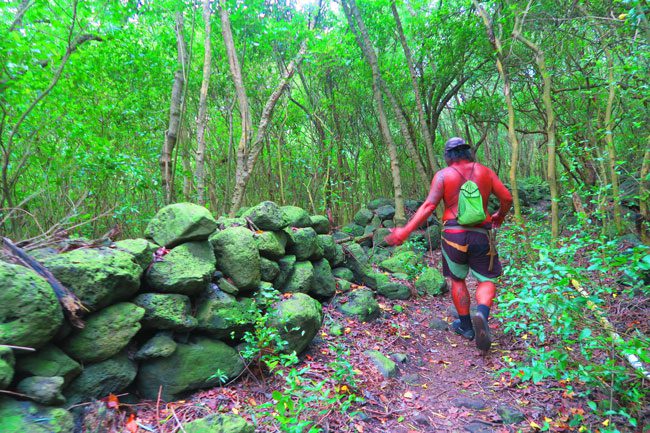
[444, 137, 469, 151]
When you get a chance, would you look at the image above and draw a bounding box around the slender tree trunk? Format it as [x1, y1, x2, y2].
[514, 31, 559, 238]
[640, 144, 650, 244]
[342, 0, 405, 224]
[603, 49, 623, 234]
[194, 0, 212, 206]
[161, 13, 188, 204]
[390, 0, 435, 174]
[474, 1, 523, 224]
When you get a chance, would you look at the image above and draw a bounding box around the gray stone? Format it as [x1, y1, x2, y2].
[366, 350, 397, 378]
[196, 291, 257, 340]
[0, 397, 74, 433]
[310, 259, 336, 299]
[216, 278, 239, 296]
[255, 231, 287, 260]
[16, 344, 80, 384]
[497, 405, 526, 424]
[367, 198, 394, 210]
[383, 220, 395, 228]
[373, 228, 392, 248]
[332, 267, 354, 281]
[310, 215, 330, 234]
[286, 227, 321, 261]
[64, 352, 137, 405]
[210, 226, 261, 292]
[184, 413, 255, 433]
[452, 397, 487, 410]
[0, 347, 14, 389]
[114, 238, 158, 270]
[415, 268, 446, 296]
[338, 289, 380, 322]
[336, 279, 352, 293]
[260, 257, 280, 282]
[133, 293, 197, 331]
[241, 201, 286, 231]
[134, 332, 177, 360]
[145, 202, 218, 248]
[146, 241, 215, 295]
[61, 303, 144, 363]
[391, 353, 407, 363]
[375, 205, 396, 221]
[16, 376, 65, 405]
[281, 206, 312, 228]
[274, 255, 296, 290]
[341, 223, 364, 237]
[268, 293, 323, 354]
[137, 337, 244, 401]
[318, 235, 344, 267]
[0, 261, 64, 348]
[283, 261, 314, 294]
[377, 279, 411, 300]
[381, 251, 419, 274]
[353, 208, 374, 226]
[429, 318, 449, 331]
[215, 216, 247, 228]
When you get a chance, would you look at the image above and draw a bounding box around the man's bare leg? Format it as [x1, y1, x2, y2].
[451, 279, 474, 339]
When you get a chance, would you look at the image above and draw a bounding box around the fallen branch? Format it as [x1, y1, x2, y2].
[2, 237, 86, 328]
[570, 279, 650, 380]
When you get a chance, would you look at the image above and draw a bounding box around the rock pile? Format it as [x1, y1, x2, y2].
[0, 199, 446, 431]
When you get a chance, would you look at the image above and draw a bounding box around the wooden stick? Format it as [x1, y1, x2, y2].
[2, 237, 86, 328]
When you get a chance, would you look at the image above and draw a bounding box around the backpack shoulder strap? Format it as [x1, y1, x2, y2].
[450, 166, 468, 182]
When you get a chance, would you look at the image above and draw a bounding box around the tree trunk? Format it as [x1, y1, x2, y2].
[342, 0, 405, 224]
[603, 49, 623, 234]
[513, 30, 559, 238]
[474, 1, 523, 224]
[194, 0, 212, 206]
[640, 144, 650, 244]
[161, 13, 188, 204]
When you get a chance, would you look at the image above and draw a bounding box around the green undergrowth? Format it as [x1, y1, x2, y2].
[497, 217, 649, 432]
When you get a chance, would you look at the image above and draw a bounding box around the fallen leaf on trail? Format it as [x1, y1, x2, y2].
[530, 421, 541, 430]
[125, 414, 138, 433]
[403, 391, 414, 399]
[379, 394, 388, 403]
[104, 393, 119, 409]
[354, 424, 364, 432]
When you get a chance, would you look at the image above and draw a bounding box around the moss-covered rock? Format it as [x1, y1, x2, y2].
[338, 289, 380, 322]
[241, 201, 287, 231]
[268, 293, 322, 354]
[342, 223, 364, 237]
[0, 347, 14, 390]
[114, 238, 158, 270]
[61, 303, 144, 363]
[43, 247, 141, 312]
[365, 350, 397, 378]
[16, 376, 65, 405]
[184, 413, 255, 433]
[133, 293, 197, 331]
[332, 267, 354, 281]
[310, 215, 330, 234]
[353, 208, 374, 226]
[375, 205, 396, 221]
[377, 279, 411, 300]
[310, 259, 336, 299]
[216, 278, 239, 296]
[281, 205, 312, 228]
[0, 397, 73, 433]
[64, 352, 137, 405]
[137, 337, 244, 401]
[282, 261, 314, 294]
[415, 268, 446, 296]
[145, 202, 218, 247]
[336, 279, 352, 293]
[318, 235, 344, 267]
[195, 291, 257, 339]
[373, 228, 392, 248]
[215, 216, 247, 228]
[424, 225, 441, 250]
[16, 344, 80, 384]
[342, 242, 371, 284]
[286, 227, 321, 261]
[255, 231, 287, 260]
[260, 257, 280, 282]
[146, 241, 215, 295]
[367, 198, 395, 210]
[134, 332, 177, 360]
[274, 255, 296, 290]
[210, 227, 260, 292]
[380, 251, 419, 274]
[0, 261, 63, 348]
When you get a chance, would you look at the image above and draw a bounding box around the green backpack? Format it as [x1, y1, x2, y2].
[452, 164, 486, 226]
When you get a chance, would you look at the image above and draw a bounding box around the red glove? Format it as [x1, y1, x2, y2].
[491, 212, 505, 228]
[384, 227, 409, 246]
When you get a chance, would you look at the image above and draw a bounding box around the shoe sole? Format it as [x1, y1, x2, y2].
[472, 313, 492, 352]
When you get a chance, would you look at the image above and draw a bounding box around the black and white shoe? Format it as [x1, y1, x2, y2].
[472, 312, 492, 352]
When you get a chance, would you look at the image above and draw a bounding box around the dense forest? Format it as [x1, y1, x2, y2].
[1, 1, 649, 432]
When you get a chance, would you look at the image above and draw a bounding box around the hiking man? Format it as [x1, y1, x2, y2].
[385, 137, 512, 351]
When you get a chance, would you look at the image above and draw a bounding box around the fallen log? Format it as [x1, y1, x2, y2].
[2, 237, 86, 328]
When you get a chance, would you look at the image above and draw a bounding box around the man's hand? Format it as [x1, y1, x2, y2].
[491, 212, 505, 228]
[384, 227, 409, 246]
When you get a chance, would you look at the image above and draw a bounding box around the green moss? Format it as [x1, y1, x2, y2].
[146, 241, 215, 295]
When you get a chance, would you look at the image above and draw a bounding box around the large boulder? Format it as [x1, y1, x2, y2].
[184, 413, 255, 433]
[310, 259, 336, 299]
[64, 352, 138, 405]
[260, 257, 280, 282]
[342, 242, 370, 282]
[338, 289, 380, 322]
[16, 376, 65, 405]
[0, 347, 14, 390]
[375, 205, 396, 221]
[43, 247, 141, 312]
[286, 227, 321, 261]
[353, 208, 374, 226]
[0, 397, 74, 433]
[61, 303, 144, 363]
[380, 251, 419, 275]
[15, 344, 80, 384]
[367, 198, 395, 210]
[255, 231, 287, 260]
[332, 267, 354, 282]
[133, 293, 197, 331]
[274, 255, 296, 289]
[310, 215, 330, 234]
[145, 202, 218, 247]
[0, 261, 63, 348]
[210, 227, 260, 292]
[195, 290, 257, 339]
[114, 238, 158, 270]
[137, 337, 244, 401]
[146, 241, 215, 295]
[377, 279, 411, 300]
[134, 332, 177, 361]
[415, 268, 446, 296]
[241, 201, 286, 231]
[281, 205, 312, 228]
[282, 261, 314, 294]
[268, 293, 323, 354]
[318, 235, 344, 267]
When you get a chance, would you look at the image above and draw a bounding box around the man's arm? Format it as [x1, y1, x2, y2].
[385, 171, 445, 246]
[490, 170, 513, 227]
